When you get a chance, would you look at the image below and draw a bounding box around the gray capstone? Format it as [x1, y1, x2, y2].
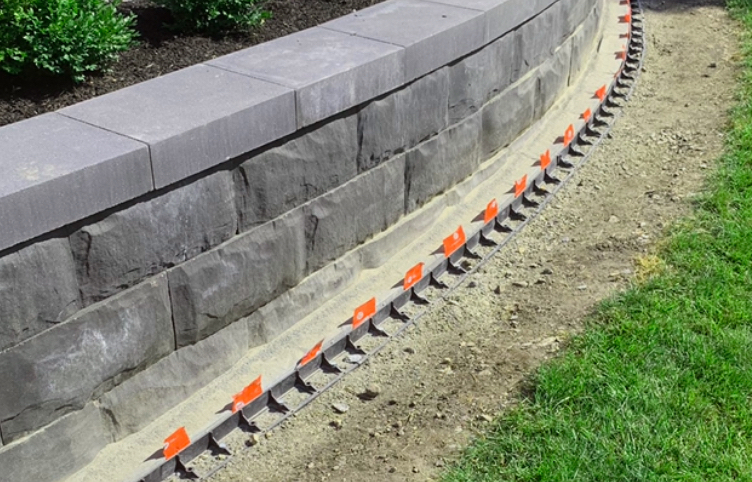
[357, 69, 449, 173]
[481, 75, 537, 157]
[304, 156, 405, 273]
[0, 238, 80, 351]
[98, 321, 248, 441]
[70, 170, 237, 306]
[0, 274, 173, 442]
[405, 113, 482, 213]
[0, 403, 111, 482]
[0, 113, 152, 253]
[322, 0, 485, 81]
[168, 209, 306, 348]
[235, 115, 359, 231]
[208, 28, 405, 128]
[60, 64, 296, 189]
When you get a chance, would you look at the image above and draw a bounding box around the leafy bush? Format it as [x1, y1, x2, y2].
[0, 0, 136, 82]
[154, 0, 271, 35]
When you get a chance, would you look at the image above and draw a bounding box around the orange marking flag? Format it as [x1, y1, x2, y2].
[352, 298, 376, 329]
[596, 85, 607, 101]
[563, 124, 575, 147]
[514, 175, 528, 198]
[443, 226, 466, 258]
[232, 376, 263, 413]
[583, 108, 592, 121]
[540, 150, 551, 171]
[163, 427, 190, 460]
[299, 339, 323, 367]
[403, 263, 424, 291]
[484, 199, 499, 225]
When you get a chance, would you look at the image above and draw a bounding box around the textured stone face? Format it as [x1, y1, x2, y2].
[358, 69, 449, 173]
[98, 321, 248, 441]
[168, 209, 307, 348]
[535, 39, 574, 120]
[448, 33, 520, 124]
[235, 115, 359, 231]
[304, 156, 405, 273]
[0, 238, 80, 351]
[0, 403, 111, 482]
[0, 275, 173, 442]
[570, 1, 602, 81]
[70, 171, 237, 306]
[405, 113, 482, 213]
[482, 75, 537, 157]
[517, 0, 567, 78]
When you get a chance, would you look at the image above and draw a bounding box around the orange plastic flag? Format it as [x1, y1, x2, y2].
[403, 263, 424, 291]
[540, 150, 551, 171]
[443, 226, 466, 258]
[563, 124, 575, 147]
[299, 339, 323, 367]
[232, 376, 263, 413]
[514, 175, 528, 198]
[352, 298, 376, 329]
[484, 199, 499, 225]
[163, 427, 190, 460]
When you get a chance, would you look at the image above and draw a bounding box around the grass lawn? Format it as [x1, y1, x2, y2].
[441, 2, 752, 481]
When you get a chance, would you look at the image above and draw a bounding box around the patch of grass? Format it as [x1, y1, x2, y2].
[442, 3, 752, 482]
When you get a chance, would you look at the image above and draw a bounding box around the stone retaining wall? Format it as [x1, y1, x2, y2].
[0, 0, 601, 479]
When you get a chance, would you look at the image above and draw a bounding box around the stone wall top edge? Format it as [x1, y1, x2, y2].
[0, 0, 561, 253]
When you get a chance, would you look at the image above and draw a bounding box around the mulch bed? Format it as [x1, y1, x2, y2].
[0, 0, 384, 127]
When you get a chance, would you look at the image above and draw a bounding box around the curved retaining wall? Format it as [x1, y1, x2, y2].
[0, 0, 601, 479]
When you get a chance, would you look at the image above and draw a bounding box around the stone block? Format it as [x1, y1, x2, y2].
[235, 115, 358, 231]
[209, 28, 404, 128]
[405, 113, 481, 213]
[447, 33, 519, 124]
[535, 39, 573, 120]
[60, 65, 296, 189]
[481, 75, 537, 157]
[322, 0, 485, 81]
[70, 171, 236, 305]
[564, 0, 597, 39]
[570, 1, 602, 81]
[0, 403, 111, 482]
[305, 156, 405, 273]
[0, 275, 173, 442]
[0, 113, 151, 252]
[516, 0, 567, 78]
[430, 0, 557, 42]
[168, 210, 306, 348]
[245, 251, 362, 346]
[357, 69, 449, 172]
[98, 321, 248, 441]
[0, 238, 80, 351]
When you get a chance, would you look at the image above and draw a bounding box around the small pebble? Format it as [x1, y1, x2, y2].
[332, 402, 350, 414]
[361, 384, 381, 400]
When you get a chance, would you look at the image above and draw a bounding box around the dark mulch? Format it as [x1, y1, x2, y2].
[0, 0, 384, 127]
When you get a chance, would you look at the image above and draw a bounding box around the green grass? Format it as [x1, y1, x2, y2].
[441, 2, 752, 481]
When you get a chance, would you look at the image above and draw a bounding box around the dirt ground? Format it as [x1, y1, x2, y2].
[196, 1, 740, 481]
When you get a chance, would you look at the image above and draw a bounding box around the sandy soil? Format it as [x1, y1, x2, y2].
[201, 1, 740, 481]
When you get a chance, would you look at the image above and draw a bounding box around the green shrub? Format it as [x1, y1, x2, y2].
[0, 0, 136, 82]
[154, 0, 271, 35]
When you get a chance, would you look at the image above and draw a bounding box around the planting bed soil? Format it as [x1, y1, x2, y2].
[0, 0, 384, 128]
